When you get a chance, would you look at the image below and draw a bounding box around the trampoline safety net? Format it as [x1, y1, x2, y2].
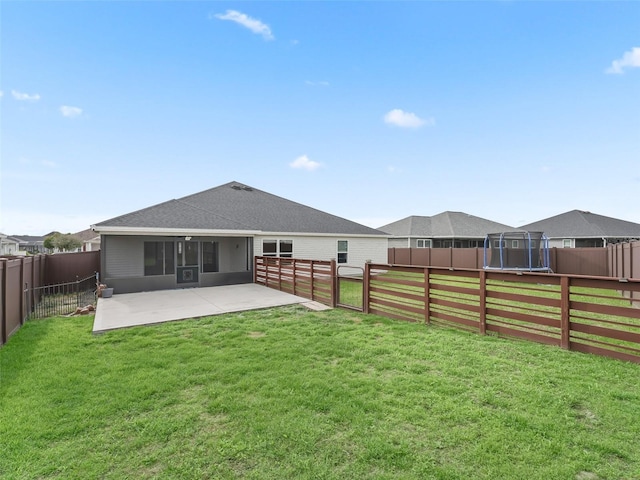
[483, 231, 551, 272]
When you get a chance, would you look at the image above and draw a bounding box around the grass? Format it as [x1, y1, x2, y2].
[2, 306, 640, 479]
[338, 277, 363, 308]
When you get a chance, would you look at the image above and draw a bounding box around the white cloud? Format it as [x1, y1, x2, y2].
[16, 157, 58, 168]
[0, 91, 3, 98]
[11, 90, 41, 101]
[605, 47, 640, 74]
[289, 154, 321, 171]
[60, 105, 83, 118]
[213, 10, 274, 41]
[383, 109, 434, 128]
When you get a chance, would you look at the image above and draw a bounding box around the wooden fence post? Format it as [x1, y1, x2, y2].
[19, 257, 25, 325]
[330, 259, 337, 307]
[275, 258, 280, 291]
[253, 256, 257, 283]
[1, 261, 7, 345]
[292, 259, 297, 296]
[363, 262, 371, 314]
[424, 267, 430, 325]
[560, 276, 570, 350]
[479, 270, 487, 335]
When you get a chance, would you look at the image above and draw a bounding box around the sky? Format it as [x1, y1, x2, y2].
[1, 1, 639, 236]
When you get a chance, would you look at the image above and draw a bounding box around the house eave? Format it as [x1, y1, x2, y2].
[257, 231, 389, 239]
[91, 226, 388, 239]
[91, 226, 262, 237]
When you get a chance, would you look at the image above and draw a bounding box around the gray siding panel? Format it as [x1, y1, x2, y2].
[102, 234, 254, 294]
[104, 236, 143, 278]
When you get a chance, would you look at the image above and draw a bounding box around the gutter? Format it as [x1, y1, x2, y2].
[91, 226, 389, 239]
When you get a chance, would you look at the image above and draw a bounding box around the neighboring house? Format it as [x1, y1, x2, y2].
[519, 210, 640, 248]
[73, 229, 101, 252]
[379, 212, 518, 248]
[10, 235, 47, 254]
[0, 233, 21, 256]
[92, 181, 389, 294]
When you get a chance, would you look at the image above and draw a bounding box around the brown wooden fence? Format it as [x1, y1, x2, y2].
[364, 263, 640, 364]
[609, 241, 640, 279]
[257, 256, 640, 364]
[254, 256, 336, 306]
[388, 242, 639, 278]
[0, 251, 101, 346]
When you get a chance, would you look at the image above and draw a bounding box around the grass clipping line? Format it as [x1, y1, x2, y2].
[1, 305, 639, 479]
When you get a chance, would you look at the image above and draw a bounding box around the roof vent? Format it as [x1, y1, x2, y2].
[242, 186, 253, 191]
[231, 185, 242, 190]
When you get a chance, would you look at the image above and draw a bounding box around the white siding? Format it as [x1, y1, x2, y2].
[388, 237, 409, 248]
[548, 238, 573, 248]
[254, 235, 388, 268]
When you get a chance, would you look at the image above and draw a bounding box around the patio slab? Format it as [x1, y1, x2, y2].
[93, 283, 329, 333]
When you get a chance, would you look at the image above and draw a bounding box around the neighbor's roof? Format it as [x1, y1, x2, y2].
[10, 235, 45, 243]
[379, 212, 517, 238]
[73, 229, 100, 242]
[93, 181, 386, 236]
[519, 210, 640, 239]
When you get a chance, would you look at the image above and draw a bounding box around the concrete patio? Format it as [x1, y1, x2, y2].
[93, 283, 330, 333]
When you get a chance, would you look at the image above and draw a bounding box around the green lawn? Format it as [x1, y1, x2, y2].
[1, 306, 640, 479]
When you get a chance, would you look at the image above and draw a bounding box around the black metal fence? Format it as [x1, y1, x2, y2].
[24, 272, 99, 320]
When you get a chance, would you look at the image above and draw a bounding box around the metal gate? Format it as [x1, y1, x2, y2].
[336, 266, 364, 311]
[24, 272, 99, 319]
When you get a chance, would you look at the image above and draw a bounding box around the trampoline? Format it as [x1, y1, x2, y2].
[484, 231, 551, 272]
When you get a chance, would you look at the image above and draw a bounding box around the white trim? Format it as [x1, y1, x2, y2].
[92, 225, 388, 239]
[91, 226, 262, 236]
[250, 231, 387, 239]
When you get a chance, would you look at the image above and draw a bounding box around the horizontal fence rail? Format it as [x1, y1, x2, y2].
[365, 263, 640, 364]
[257, 256, 640, 363]
[254, 256, 336, 307]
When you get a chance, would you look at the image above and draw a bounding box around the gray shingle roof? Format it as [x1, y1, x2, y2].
[379, 212, 517, 238]
[94, 181, 386, 236]
[519, 210, 640, 238]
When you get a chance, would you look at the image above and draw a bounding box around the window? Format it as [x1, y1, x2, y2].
[202, 241, 219, 272]
[262, 239, 293, 257]
[337, 240, 348, 264]
[563, 239, 572, 248]
[511, 240, 519, 248]
[263, 240, 277, 257]
[144, 241, 174, 276]
[493, 240, 506, 248]
[279, 240, 293, 258]
[416, 239, 432, 248]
